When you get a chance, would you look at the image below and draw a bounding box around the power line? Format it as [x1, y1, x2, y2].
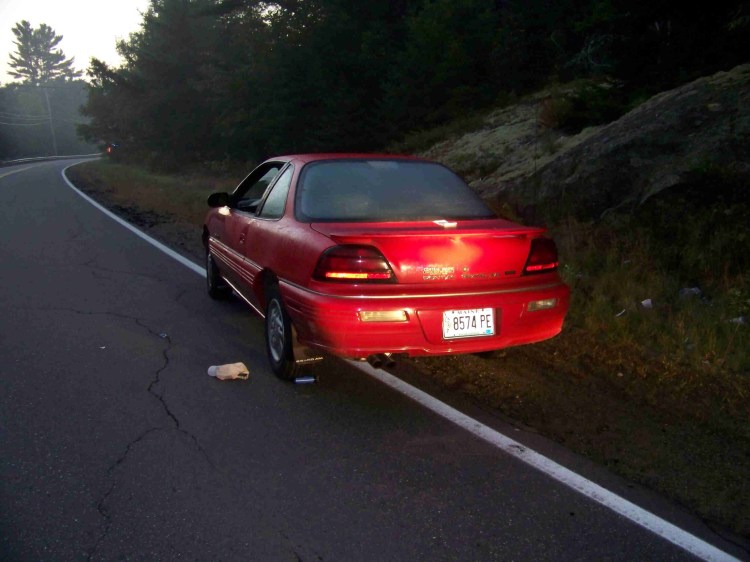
[0, 116, 51, 124]
[0, 111, 50, 120]
[0, 113, 88, 125]
[0, 120, 48, 126]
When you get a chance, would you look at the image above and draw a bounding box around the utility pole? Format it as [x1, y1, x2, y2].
[42, 86, 58, 156]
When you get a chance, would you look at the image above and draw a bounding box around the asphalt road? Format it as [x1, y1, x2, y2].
[0, 160, 743, 561]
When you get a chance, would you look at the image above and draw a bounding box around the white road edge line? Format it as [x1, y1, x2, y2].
[61, 165, 740, 562]
[62, 164, 204, 276]
[351, 362, 739, 562]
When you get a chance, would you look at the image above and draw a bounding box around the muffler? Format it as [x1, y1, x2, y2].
[365, 353, 396, 370]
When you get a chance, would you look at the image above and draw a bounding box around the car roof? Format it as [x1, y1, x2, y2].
[270, 153, 428, 165]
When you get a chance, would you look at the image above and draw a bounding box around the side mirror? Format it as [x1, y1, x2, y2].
[207, 192, 230, 208]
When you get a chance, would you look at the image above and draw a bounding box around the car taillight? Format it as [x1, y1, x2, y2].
[313, 245, 395, 283]
[523, 238, 559, 274]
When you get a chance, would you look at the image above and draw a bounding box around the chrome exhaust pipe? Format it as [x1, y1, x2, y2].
[366, 353, 397, 370]
[366, 354, 383, 369]
[382, 353, 396, 369]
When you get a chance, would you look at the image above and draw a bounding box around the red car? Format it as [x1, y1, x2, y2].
[204, 154, 569, 379]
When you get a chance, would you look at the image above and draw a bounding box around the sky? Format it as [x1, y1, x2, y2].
[0, 0, 150, 84]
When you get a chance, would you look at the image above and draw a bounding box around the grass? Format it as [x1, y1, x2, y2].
[525, 176, 750, 535]
[552, 181, 750, 378]
[67, 160, 241, 229]
[67, 158, 750, 539]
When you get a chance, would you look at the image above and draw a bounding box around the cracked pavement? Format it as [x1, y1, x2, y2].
[2, 161, 745, 561]
[0, 162, 327, 560]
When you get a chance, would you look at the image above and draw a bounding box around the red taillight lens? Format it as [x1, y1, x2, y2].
[313, 245, 395, 283]
[524, 238, 559, 274]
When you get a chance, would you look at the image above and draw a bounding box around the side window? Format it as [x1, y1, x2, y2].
[258, 166, 294, 219]
[232, 163, 283, 212]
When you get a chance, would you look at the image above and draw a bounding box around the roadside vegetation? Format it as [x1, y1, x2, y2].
[68, 161, 240, 230]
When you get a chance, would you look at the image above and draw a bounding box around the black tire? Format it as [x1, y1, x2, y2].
[206, 250, 229, 299]
[264, 287, 299, 380]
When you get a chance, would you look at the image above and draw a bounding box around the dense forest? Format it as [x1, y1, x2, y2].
[78, 0, 750, 169]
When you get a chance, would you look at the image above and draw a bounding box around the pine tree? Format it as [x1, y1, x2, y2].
[8, 20, 82, 85]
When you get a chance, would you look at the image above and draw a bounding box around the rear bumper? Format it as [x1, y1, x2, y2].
[281, 280, 570, 359]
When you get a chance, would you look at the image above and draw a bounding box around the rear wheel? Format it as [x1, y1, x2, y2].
[206, 250, 229, 299]
[265, 287, 300, 380]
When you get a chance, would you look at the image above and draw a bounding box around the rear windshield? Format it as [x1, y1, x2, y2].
[295, 160, 495, 222]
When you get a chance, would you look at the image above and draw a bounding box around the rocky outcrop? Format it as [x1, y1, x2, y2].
[429, 64, 750, 219]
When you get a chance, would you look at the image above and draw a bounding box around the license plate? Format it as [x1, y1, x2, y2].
[442, 308, 495, 339]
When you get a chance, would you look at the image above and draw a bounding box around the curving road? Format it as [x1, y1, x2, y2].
[0, 160, 744, 561]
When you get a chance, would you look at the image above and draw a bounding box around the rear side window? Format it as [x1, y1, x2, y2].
[295, 160, 494, 222]
[258, 166, 293, 219]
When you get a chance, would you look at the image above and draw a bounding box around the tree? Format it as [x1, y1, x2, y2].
[81, 0, 229, 168]
[8, 20, 82, 86]
[80, 0, 750, 169]
[383, 0, 500, 129]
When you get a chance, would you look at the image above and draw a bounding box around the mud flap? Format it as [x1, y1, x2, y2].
[291, 325, 324, 366]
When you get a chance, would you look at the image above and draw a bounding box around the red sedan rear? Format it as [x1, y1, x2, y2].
[203, 154, 569, 379]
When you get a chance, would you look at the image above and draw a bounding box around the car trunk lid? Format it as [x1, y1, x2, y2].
[310, 219, 544, 284]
